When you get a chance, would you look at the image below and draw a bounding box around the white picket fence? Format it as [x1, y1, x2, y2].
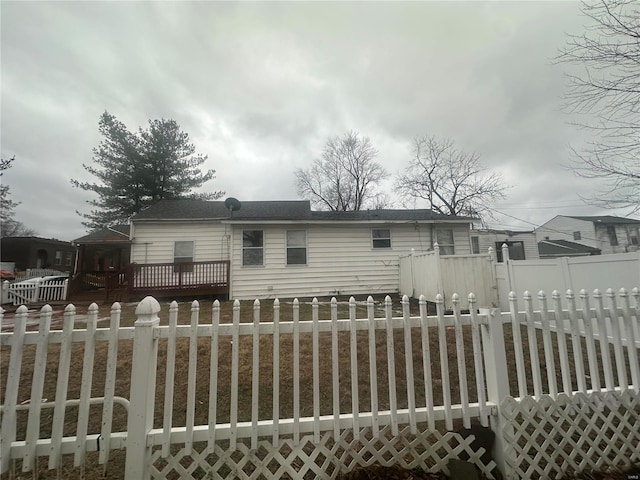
[1, 289, 639, 479]
[1, 278, 69, 305]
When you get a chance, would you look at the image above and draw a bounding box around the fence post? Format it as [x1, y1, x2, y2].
[125, 296, 161, 480]
[33, 279, 42, 303]
[1, 280, 8, 304]
[434, 243, 444, 304]
[479, 307, 516, 479]
[410, 248, 416, 298]
[502, 243, 516, 296]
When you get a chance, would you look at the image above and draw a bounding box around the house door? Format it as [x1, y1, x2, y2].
[36, 249, 48, 268]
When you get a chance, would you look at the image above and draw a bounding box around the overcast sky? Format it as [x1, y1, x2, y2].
[1, 1, 631, 241]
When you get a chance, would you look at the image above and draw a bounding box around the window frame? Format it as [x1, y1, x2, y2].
[174, 241, 195, 273]
[65, 252, 74, 267]
[436, 229, 455, 255]
[286, 230, 307, 266]
[55, 250, 63, 266]
[573, 231, 581, 241]
[471, 236, 480, 255]
[242, 230, 264, 267]
[607, 226, 619, 246]
[372, 228, 391, 249]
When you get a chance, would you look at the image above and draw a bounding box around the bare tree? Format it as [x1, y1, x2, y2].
[395, 136, 505, 221]
[0, 155, 37, 237]
[295, 131, 388, 211]
[1, 219, 37, 237]
[558, 0, 640, 213]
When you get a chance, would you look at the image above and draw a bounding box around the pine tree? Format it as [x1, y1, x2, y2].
[72, 112, 224, 230]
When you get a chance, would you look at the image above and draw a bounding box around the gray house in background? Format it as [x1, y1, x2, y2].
[0, 236, 76, 272]
[535, 215, 640, 255]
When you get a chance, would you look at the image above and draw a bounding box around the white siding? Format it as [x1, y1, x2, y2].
[535, 215, 640, 255]
[230, 222, 470, 299]
[534, 216, 597, 248]
[130, 222, 230, 264]
[594, 224, 640, 255]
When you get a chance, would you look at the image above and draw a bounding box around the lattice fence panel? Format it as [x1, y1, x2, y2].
[150, 425, 499, 479]
[501, 390, 640, 479]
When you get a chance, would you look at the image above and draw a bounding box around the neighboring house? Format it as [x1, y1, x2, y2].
[535, 215, 640, 255]
[538, 239, 601, 259]
[0, 236, 76, 272]
[470, 228, 540, 261]
[129, 199, 475, 300]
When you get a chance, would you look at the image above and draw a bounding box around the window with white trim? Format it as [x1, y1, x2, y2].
[436, 229, 455, 255]
[286, 230, 307, 265]
[174, 241, 194, 272]
[55, 250, 63, 265]
[243, 230, 264, 266]
[372, 228, 391, 249]
[65, 252, 73, 266]
[471, 236, 480, 254]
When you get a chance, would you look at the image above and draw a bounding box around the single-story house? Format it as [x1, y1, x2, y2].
[127, 199, 475, 300]
[470, 228, 540, 261]
[535, 215, 640, 255]
[0, 236, 76, 272]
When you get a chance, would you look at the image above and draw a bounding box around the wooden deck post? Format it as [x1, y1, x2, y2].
[125, 296, 161, 480]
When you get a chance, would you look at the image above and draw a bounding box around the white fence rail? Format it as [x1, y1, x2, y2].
[1, 278, 69, 305]
[1, 288, 639, 479]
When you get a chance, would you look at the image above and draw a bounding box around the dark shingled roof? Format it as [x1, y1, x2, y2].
[132, 200, 313, 220]
[309, 209, 463, 221]
[538, 239, 601, 257]
[74, 225, 131, 244]
[566, 215, 640, 225]
[130, 199, 474, 222]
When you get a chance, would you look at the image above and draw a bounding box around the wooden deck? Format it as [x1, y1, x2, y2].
[71, 261, 230, 302]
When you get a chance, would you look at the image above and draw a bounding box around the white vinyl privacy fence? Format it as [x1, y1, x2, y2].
[495, 249, 640, 312]
[1, 289, 639, 479]
[399, 245, 498, 309]
[400, 245, 640, 313]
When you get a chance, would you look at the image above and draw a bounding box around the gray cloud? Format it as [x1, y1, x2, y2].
[1, 1, 629, 241]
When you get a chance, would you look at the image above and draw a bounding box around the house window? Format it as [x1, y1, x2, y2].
[372, 228, 391, 249]
[243, 230, 264, 266]
[65, 252, 73, 266]
[495, 241, 525, 262]
[471, 236, 480, 254]
[573, 231, 581, 241]
[607, 226, 618, 246]
[55, 251, 62, 265]
[436, 229, 455, 255]
[174, 241, 194, 272]
[627, 226, 639, 245]
[286, 230, 307, 265]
